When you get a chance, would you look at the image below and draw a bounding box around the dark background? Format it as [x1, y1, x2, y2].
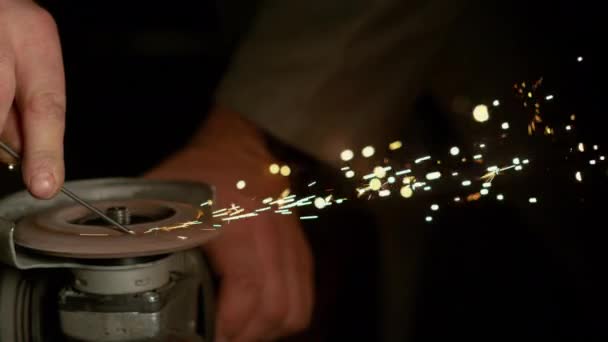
[1, 0, 606, 340]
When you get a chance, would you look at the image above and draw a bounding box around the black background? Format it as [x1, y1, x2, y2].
[1, 0, 606, 340]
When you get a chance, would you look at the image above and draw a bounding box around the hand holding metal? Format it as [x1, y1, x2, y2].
[0, 141, 135, 235]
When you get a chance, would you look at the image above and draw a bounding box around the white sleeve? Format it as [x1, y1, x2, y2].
[215, 0, 472, 163]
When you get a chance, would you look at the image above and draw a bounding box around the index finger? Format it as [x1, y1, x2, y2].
[13, 8, 66, 199]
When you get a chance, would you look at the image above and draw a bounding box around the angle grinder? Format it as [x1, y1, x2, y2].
[0, 177, 219, 342]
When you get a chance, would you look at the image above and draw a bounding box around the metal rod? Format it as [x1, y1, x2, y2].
[0, 141, 135, 235]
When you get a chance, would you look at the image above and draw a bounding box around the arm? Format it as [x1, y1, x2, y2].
[146, 105, 314, 341]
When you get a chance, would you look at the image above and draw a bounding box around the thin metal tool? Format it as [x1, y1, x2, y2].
[0, 141, 135, 235]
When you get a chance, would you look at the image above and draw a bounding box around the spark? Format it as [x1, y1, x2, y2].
[515, 165, 523, 171]
[479, 144, 486, 149]
[522, 159, 530, 164]
[213, 208, 228, 214]
[412, 181, 426, 189]
[363, 173, 375, 180]
[222, 213, 259, 222]
[314, 197, 327, 209]
[425, 216, 433, 222]
[415, 155, 431, 164]
[575, 171, 583, 182]
[177, 236, 188, 240]
[308, 181, 317, 187]
[362, 146, 375, 158]
[200, 200, 213, 207]
[513, 158, 521, 165]
[395, 169, 411, 176]
[341, 166, 350, 171]
[473, 104, 490, 122]
[467, 193, 481, 202]
[590, 160, 596, 165]
[369, 178, 382, 191]
[601, 156, 606, 161]
[262, 197, 273, 204]
[450, 146, 460, 156]
[545, 95, 554, 100]
[593, 145, 599, 151]
[269, 164, 280, 174]
[482, 182, 492, 188]
[431, 204, 439, 211]
[529, 197, 538, 204]
[345, 170, 355, 178]
[501, 122, 510, 130]
[279, 195, 317, 210]
[275, 210, 292, 215]
[425, 171, 442, 180]
[373, 166, 387, 178]
[473, 154, 483, 160]
[570, 114, 576, 121]
[213, 224, 222, 228]
[493, 99, 500, 106]
[577, 56, 583, 62]
[379, 189, 391, 197]
[236, 180, 246, 190]
[335, 198, 346, 204]
[480, 189, 489, 195]
[8, 164, 15, 171]
[403, 176, 414, 184]
[578, 143, 585, 152]
[462, 180, 472, 186]
[400, 186, 413, 198]
[452, 172, 459, 176]
[566, 125, 572, 131]
[487, 166, 499, 172]
[229, 208, 245, 216]
[423, 186, 431, 191]
[300, 216, 319, 220]
[280, 165, 292, 176]
[340, 149, 354, 161]
[144, 220, 203, 234]
[269, 197, 295, 206]
[388, 176, 396, 184]
[497, 194, 504, 201]
[389, 141, 403, 150]
[454, 197, 461, 202]
[256, 207, 272, 212]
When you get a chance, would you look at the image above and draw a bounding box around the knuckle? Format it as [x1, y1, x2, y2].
[27, 92, 66, 122]
[29, 6, 58, 31]
[26, 151, 55, 170]
[0, 53, 15, 102]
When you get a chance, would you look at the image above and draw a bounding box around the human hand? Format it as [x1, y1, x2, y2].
[146, 107, 314, 341]
[0, 0, 65, 198]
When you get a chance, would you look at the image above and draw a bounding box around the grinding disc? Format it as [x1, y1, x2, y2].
[13, 199, 218, 259]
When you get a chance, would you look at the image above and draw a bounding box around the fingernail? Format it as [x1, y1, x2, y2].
[30, 171, 56, 199]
